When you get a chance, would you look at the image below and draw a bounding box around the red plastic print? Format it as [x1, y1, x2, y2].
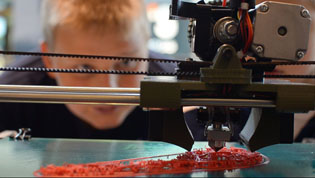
[34, 147, 267, 177]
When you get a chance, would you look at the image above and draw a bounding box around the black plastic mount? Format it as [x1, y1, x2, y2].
[171, 0, 236, 61]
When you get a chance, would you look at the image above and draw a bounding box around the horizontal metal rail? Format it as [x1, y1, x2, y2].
[0, 85, 140, 93]
[0, 85, 276, 107]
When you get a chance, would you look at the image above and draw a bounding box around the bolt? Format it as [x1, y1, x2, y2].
[222, 48, 233, 59]
[226, 22, 238, 36]
[259, 4, 269, 12]
[301, 9, 310, 18]
[297, 51, 305, 59]
[255, 46, 264, 54]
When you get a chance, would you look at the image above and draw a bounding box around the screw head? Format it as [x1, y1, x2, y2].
[255, 46, 264, 54]
[301, 9, 310, 18]
[297, 51, 305, 59]
[260, 4, 269, 12]
[226, 23, 238, 36]
[222, 48, 233, 59]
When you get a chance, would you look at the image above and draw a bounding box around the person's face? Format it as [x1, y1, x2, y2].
[41, 25, 149, 130]
[256, 0, 315, 84]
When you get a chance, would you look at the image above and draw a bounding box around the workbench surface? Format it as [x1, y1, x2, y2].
[0, 138, 314, 177]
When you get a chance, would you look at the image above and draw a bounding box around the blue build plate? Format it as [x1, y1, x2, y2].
[0, 138, 314, 177]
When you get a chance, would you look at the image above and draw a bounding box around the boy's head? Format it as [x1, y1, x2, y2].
[256, 0, 315, 84]
[40, 0, 150, 129]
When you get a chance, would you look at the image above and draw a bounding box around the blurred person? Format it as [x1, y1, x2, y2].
[40, 0, 150, 130]
[256, 0, 315, 141]
[0, 0, 175, 139]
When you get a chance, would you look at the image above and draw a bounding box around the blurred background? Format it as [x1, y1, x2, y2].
[0, 0, 202, 67]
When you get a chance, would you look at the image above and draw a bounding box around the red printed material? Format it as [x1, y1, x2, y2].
[34, 147, 267, 177]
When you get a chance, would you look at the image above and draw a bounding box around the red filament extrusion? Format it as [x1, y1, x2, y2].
[34, 147, 265, 177]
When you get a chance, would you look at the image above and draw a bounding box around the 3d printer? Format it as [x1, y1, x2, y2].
[142, 0, 314, 152]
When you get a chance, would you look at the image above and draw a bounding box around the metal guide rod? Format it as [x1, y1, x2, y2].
[0, 85, 140, 93]
[0, 85, 276, 107]
[0, 90, 140, 104]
